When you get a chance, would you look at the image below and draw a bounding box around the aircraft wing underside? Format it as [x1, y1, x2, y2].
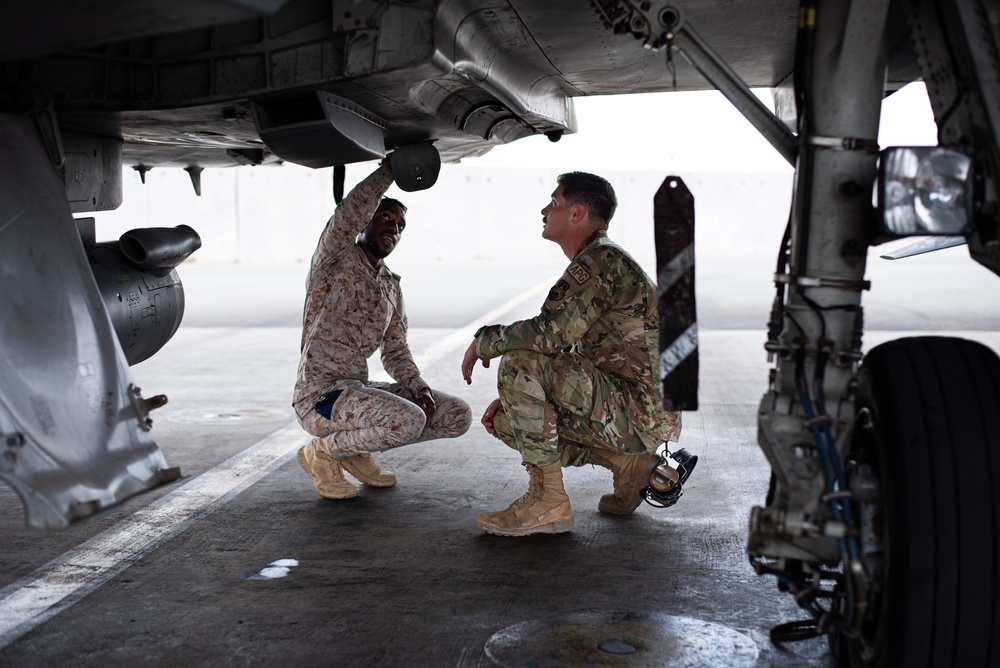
[1, 0, 921, 174]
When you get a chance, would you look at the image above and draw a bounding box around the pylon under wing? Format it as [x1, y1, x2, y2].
[0, 114, 179, 531]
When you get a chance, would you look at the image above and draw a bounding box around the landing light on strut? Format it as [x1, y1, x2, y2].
[878, 145, 974, 237]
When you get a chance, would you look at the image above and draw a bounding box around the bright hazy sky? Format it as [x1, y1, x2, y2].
[467, 83, 938, 174]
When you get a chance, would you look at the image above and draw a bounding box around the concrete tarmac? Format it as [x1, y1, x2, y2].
[0, 253, 997, 667]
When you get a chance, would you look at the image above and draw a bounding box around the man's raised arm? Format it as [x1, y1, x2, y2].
[313, 161, 394, 264]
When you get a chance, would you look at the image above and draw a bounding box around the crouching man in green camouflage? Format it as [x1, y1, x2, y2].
[461, 172, 683, 536]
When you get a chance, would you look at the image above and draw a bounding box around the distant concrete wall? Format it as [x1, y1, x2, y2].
[91, 163, 792, 273]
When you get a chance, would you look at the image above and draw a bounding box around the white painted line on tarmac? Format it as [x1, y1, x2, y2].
[0, 421, 307, 648]
[0, 274, 557, 648]
[412, 275, 558, 369]
[370, 274, 558, 382]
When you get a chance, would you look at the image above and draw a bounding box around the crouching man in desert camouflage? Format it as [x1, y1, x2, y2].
[461, 171, 687, 536]
[293, 159, 472, 499]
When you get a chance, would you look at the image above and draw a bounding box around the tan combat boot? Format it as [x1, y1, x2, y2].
[476, 463, 574, 536]
[297, 438, 359, 499]
[587, 448, 663, 515]
[341, 453, 397, 487]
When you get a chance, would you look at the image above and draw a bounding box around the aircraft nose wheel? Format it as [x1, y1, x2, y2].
[828, 336, 1000, 667]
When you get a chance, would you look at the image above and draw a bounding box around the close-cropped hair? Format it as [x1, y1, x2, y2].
[557, 172, 617, 227]
[379, 197, 408, 214]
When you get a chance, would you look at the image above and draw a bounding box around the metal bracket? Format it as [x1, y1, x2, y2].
[129, 384, 168, 432]
[774, 273, 871, 292]
[19, 87, 66, 177]
[591, 1, 798, 165]
[1, 432, 25, 473]
[802, 134, 880, 153]
[0, 85, 66, 176]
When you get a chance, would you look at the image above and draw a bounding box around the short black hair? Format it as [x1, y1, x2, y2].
[379, 197, 407, 214]
[556, 172, 617, 227]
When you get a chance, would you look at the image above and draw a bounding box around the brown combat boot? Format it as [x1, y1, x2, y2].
[297, 438, 359, 499]
[341, 453, 397, 487]
[476, 463, 574, 536]
[587, 448, 663, 515]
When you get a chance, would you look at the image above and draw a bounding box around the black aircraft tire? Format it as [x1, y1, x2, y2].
[843, 336, 1000, 667]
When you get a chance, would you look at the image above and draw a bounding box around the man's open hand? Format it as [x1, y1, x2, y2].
[461, 339, 490, 384]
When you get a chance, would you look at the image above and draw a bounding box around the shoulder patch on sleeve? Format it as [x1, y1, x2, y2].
[567, 262, 591, 284]
[547, 279, 570, 302]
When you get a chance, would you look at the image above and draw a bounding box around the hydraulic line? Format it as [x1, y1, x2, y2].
[792, 332, 860, 632]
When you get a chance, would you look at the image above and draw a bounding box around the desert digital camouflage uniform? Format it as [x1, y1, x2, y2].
[293, 162, 471, 455]
[474, 230, 681, 467]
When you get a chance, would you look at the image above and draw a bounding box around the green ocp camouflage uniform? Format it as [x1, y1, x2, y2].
[474, 231, 681, 467]
[293, 162, 471, 456]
